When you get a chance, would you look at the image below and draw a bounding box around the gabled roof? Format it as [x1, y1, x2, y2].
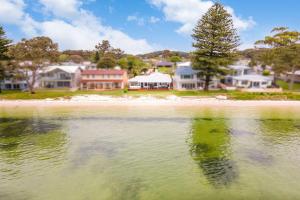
[177, 61, 192, 67]
[43, 65, 85, 74]
[129, 72, 172, 83]
[81, 69, 126, 75]
[287, 70, 300, 75]
[229, 65, 250, 71]
[176, 66, 198, 75]
[156, 61, 173, 67]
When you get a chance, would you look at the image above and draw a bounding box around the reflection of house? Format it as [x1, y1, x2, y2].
[129, 72, 172, 90]
[224, 65, 273, 89]
[173, 62, 219, 90]
[285, 70, 300, 83]
[40, 65, 84, 88]
[80, 69, 128, 90]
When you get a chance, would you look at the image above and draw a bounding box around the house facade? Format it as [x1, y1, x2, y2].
[129, 72, 172, 90]
[80, 69, 128, 90]
[0, 79, 27, 90]
[39, 65, 84, 89]
[232, 75, 273, 89]
[224, 65, 273, 89]
[173, 62, 219, 90]
[284, 70, 300, 83]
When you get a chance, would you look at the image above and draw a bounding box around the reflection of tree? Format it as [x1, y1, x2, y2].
[189, 118, 238, 187]
[0, 117, 67, 176]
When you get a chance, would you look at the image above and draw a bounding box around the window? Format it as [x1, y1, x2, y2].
[241, 80, 248, 85]
[181, 74, 193, 79]
[261, 82, 267, 85]
[182, 83, 195, 89]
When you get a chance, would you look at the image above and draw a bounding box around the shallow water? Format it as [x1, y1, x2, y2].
[0, 106, 300, 200]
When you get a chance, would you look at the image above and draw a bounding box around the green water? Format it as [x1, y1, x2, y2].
[0, 106, 300, 200]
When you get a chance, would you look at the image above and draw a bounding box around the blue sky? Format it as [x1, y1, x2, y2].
[1, 0, 300, 54]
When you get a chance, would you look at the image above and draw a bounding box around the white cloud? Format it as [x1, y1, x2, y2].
[0, 0, 156, 54]
[127, 15, 145, 26]
[149, 0, 255, 34]
[0, 0, 25, 24]
[39, 0, 82, 19]
[149, 16, 160, 24]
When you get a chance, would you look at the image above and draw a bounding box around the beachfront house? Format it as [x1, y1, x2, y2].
[0, 78, 27, 90]
[39, 65, 85, 89]
[80, 69, 128, 90]
[173, 62, 219, 90]
[232, 75, 273, 89]
[129, 72, 172, 90]
[284, 70, 300, 83]
[224, 65, 273, 89]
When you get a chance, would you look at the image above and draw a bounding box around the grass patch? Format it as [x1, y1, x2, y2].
[276, 80, 300, 91]
[0, 89, 300, 100]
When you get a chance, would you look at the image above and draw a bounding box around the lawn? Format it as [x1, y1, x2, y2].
[276, 80, 300, 91]
[0, 89, 300, 100]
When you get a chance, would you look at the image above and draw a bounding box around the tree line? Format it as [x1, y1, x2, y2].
[1, 2, 300, 93]
[0, 29, 149, 93]
[191, 3, 300, 91]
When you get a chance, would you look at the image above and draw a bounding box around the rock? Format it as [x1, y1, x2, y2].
[215, 95, 228, 100]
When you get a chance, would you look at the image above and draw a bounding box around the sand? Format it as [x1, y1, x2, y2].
[0, 95, 299, 107]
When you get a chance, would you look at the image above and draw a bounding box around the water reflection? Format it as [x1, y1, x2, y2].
[189, 118, 238, 187]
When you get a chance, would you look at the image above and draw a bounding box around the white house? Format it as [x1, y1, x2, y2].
[39, 65, 85, 89]
[232, 75, 273, 89]
[173, 62, 219, 90]
[284, 70, 300, 83]
[224, 65, 273, 89]
[0, 78, 27, 90]
[129, 72, 172, 90]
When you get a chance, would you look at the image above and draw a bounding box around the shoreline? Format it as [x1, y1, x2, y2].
[0, 95, 300, 107]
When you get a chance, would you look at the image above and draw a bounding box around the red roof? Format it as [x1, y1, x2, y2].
[82, 69, 126, 75]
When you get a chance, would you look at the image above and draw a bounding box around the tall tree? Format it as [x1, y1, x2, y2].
[97, 55, 117, 69]
[0, 26, 12, 93]
[95, 40, 124, 60]
[0, 26, 11, 60]
[255, 27, 300, 90]
[8, 37, 59, 94]
[192, 3, 239, 91]
[69, 54, 83, 64]
[118, 55, 147, 77]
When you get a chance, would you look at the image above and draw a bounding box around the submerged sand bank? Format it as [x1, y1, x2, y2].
[0, 95, 300, 107]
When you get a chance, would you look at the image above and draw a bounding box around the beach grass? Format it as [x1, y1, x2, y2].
[0, 89, 300, 100]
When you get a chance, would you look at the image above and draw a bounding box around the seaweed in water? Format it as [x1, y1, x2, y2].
[199, 157, 238, 188]
[72, 140, 122, 167]
[0, 118, 61, 138]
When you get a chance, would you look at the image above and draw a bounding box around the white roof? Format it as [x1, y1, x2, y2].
[229, 65, 250, 71]
[43, 65, 86, 74]
[177, 61, 192, 67]
[129, 72, 172, 83]
[233, 75, 273, 82]
[287, 70, 300, 75]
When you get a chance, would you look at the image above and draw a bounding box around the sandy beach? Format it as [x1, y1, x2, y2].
[0, 95, 300, 107]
